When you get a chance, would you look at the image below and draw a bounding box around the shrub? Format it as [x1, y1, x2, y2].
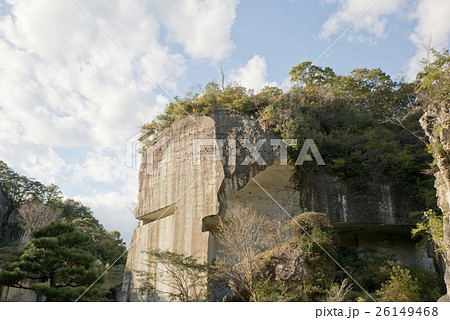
[376, 264, 421, 302]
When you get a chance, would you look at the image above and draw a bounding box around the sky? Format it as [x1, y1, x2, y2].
[0, 0, 449, 245]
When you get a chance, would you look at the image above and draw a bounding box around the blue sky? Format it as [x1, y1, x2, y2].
[0, 0, 449, 244]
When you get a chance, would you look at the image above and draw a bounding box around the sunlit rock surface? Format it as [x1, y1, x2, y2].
[121, 111, 433, 301]
[420, 101, 450, 301]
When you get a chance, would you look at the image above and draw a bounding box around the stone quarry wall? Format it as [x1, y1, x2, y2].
[297, 173, 419, 225]
[123, 115, 222, 301]
[0, 191, 9, 232]
[420, 101, 450, 301]
[122, 111, 433, 301]
[0, 280, 40, 302]
[121, 112, 280, 301]
[0, 191, 39, 302]
[0, 191, 19, 241]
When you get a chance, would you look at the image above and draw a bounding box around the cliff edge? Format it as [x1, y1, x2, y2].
[121, 111, 432, 301]
[420, 101, 450, 301]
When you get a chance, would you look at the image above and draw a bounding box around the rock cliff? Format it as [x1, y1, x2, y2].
[420, 101, 450, 301]
[0, 191, 38, 302]
[121, 111, 434, 301]
[0, 191, 19, 242]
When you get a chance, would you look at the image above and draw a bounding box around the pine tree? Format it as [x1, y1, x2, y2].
[0, 220, 101, 301]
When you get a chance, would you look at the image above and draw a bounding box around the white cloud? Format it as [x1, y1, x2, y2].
[73, 151, 124, 184]
[319, 0, 405, 42]
[406, 0, 450, 80]
[229, 55, 276, 92]
[0, 0, 184, 152]
[74, 186, 138, 243]
[20, 147, 66, 185]
[279, 76, 292, 92]
[319, 0, 450, 80]
[73, 156, 140, 243]
[0, 0, 239, 244]
[152, 0, 239, 61]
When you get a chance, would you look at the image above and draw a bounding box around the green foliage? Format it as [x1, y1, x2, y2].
[86, 263, 126, 302]
[416, 49, 450, 104]
[0, 161, 127, 301]
[0, 220, 101, 301]
[336, 246, 443, 302]
[288, 212, 337, 278]
[0, 246, 20, 269]
[231, 212, 340, 302]
[376, 264, 422, 302]
[295, 235, 336, 292]
[138, 82, 272, 143]
[290, 61, 336, 86]
[0, 161, 63, 240]
[72, 217, 126, 265]
[287, 211, 333, 235]
[212, 209, 442, 302]
[412, 209, 445, 256]
[355, 247, 396, 292]
[0, 161, 63, 209]
[142, 61, 434, 209]
[255, 279, 324, 302]
[323, 278, 353, 302]
[408, 264, 444, 301]
[58, 199, 94, 221]
[273, 70, 432, 203]
[137, 249, 208, 302]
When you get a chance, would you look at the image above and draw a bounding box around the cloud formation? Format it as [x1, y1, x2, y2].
[153, 0, 239, 62]
[229, 55, 276, 92]
[0, 0, 239, 242]
[319, 0, 450, 79]
[406, 0, 450, 80]
[319, 0, 405, 42]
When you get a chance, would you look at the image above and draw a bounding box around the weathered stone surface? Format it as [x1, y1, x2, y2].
[122, 111, 435, 301]
[420, 101, 450, 299]
[260, 243, 307, 281]
[0, 192, 34, 302]
[438, 293, 450, 302]
[0, 280, 40, 302]
[0, 190, 18, 240]
[298, 173, 419, 225]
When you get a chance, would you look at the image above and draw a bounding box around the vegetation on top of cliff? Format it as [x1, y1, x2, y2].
[141, 60, 416, 135]
[140, 58, 439, 209]
[134, 50, 449, 302]
[412, 50, 450, 286]
[139, 83, 283, 142]
[0, 161, 126, 301]
[416, 49, 450, 105]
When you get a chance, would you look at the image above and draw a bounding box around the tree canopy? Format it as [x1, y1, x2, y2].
[139, 58, 437, 210]
[0, 161, 127, 301]
[0, 220, 100, 301]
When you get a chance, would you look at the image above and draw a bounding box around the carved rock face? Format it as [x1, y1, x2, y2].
[419, 101, 450, 300]
[121, 111, 435, 301]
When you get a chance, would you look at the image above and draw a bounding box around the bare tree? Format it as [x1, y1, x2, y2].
[17, 201, 61, 241]
[127, 201, 137, 217]
[324, 278, 353, 302]
[212, 206, 284, 301]
[218, 63, 225, 91]
[137, 250, 208, 302]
